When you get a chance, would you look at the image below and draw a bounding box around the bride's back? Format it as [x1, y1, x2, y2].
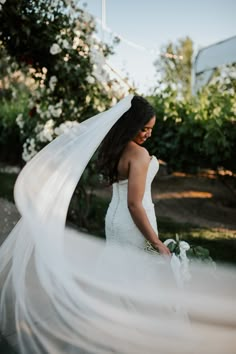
[117, 142, 149, 181]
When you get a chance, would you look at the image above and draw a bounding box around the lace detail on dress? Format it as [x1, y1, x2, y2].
[105, 156, 159, 249]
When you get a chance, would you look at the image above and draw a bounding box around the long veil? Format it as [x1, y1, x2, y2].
[0, 94, 236, 354]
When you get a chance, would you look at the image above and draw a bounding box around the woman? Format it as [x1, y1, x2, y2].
[0, 94, 235, 354]
[98, 95, 170, 255]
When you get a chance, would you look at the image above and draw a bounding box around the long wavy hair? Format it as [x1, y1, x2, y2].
[97, 95, 155, 184]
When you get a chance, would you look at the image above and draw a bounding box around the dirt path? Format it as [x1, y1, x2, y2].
[96, 169, 236, 231]
[153, 172, 236, 230]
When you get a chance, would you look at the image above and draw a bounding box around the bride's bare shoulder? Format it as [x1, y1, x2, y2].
[125, 142, 150, 163]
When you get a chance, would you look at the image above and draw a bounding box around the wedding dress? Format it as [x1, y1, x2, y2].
[0, 95, 236, 354]
[106, 155, 158, 249]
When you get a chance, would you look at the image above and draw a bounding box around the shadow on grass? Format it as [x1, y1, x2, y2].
[157, 216, 236, 266]
[0, 172, 17, 203]
[0, 334, 17, 354]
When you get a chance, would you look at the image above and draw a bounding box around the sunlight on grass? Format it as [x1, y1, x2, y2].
[190, 228, 236, 240]
[154, 191, 213, 199]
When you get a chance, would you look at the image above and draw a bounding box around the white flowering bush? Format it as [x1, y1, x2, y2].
[0, 0, 132, 161]
[0, 0, 133, 230]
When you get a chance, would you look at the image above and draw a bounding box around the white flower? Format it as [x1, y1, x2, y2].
[0, 0, 6, 4]
[213, 107, 221, 117]
[34, 123, 44, 134]
[78, 50, 85, 57]
[164, 238, 191, 282]
[16, 113, 24, 129]
[83, 44, 89, 53]
[48, 102, 62, 118]
[112, 97, 118, 105]
[63, 54, 70, 62]
[82, 11, 92, 23]
[96, 105, 106, 112]
[86, 75, 95, 84]
[85, 95, 91, 104]
[72, 36, 80, 49]
[179, 241, 190, 251]
[36, 105, 46, 119]
[50, 43, 62, 55]
[51, 107, 62, 118]
[62, 39, 70, 49]
[164, 239, 176, 247]
[43, 119, 54, 140]
[37, 119, 55, 142]
[22, 138, 38, 162]
[54, 121, 79, 136]
[49, 76, 57, 91]
[74, 29, 81, 37]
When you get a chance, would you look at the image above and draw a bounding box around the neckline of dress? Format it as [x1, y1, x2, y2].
[114, 155, 156, 185]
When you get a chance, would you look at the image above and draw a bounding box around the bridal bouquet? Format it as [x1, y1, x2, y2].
[145, 234, 215, 282]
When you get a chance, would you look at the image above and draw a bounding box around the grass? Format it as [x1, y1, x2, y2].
[0, 172, 17, 202]
[0, 335, 17, 354]
[156, 216, 236, 265]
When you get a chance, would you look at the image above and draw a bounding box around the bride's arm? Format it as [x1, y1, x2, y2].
[127, 149, 170, 256]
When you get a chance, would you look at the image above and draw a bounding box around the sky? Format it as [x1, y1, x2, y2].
[83, 0, 236, 94]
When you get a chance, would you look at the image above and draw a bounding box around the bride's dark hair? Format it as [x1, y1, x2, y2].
[97, 95, 155, 184]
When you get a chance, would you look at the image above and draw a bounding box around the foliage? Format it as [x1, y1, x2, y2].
[0, 172, 18, 202]
[0, 93, 27, 164]
[146, 70, 236, 173]
[154, 37, 193, 100]
[0, 0, 131, 162]
[0, 42, 31, 163]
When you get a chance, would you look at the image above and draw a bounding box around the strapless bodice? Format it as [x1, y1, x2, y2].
[111, 155, 159, 209]
[105, 156, 159, 249]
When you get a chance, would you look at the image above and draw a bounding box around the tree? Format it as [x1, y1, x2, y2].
[154, 37, 193, 100]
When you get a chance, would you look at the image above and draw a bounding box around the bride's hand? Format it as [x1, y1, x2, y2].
[153, 240, 171, 256]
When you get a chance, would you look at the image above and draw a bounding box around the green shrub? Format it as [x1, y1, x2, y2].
[146, 81, 236, 172]
[0, 91, 29, 164]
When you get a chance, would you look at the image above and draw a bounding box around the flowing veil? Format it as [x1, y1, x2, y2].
[0, 94, 236, 353]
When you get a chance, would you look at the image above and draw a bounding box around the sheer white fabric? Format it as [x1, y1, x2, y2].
[0, 94, 236, 354]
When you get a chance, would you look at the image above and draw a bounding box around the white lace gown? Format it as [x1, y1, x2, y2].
[105, 156, 158, 249]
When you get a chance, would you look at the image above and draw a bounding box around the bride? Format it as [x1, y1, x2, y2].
[98, 95, 170, 254]
[0, 94, 235, 354]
